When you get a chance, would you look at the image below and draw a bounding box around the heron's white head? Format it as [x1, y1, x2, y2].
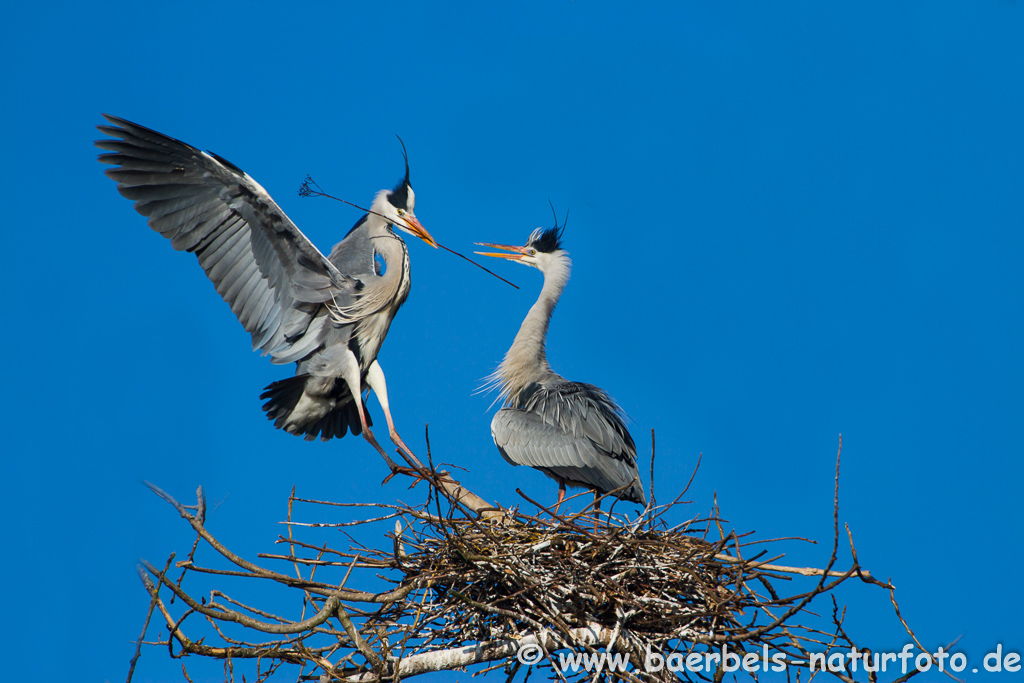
[474, 224, 566, 271]
[370, 137, 437, 248]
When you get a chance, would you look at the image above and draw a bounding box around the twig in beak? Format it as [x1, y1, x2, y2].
[300, 177, 518, 289]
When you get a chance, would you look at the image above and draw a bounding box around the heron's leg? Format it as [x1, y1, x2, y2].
[337, 353, 397, 469]
[593, 491, 602, 531]
[553, 481, 566, 515]
[365, 360, 424, 468]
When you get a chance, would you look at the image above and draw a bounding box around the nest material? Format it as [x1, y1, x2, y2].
[385, 513, 731, 647]
[133, 443, 913, 683]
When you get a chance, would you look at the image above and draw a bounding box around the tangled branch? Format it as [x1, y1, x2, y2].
[126, 433, 939, 683]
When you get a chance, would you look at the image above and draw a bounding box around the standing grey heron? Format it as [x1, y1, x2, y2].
[95, 114, 437, 459]
[476, 221, 647, 510]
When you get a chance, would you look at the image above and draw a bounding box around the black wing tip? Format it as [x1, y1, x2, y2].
[94, 114, 246, 175]
[96, 113, 139, 136]
[94, 115, 152, 155]
[208, 150, 245, 175]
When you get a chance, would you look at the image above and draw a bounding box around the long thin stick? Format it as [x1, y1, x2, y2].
[300, 177, 518, 289]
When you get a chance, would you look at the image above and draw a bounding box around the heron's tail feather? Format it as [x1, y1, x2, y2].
[260, 374, 370, 442]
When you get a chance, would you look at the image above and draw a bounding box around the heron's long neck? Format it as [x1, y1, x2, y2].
[497, 253, 571, 405]
[375, 223, 409, 272]
[366, 193, 411, 277]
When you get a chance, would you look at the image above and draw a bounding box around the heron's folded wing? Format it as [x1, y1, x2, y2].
[96, 114, 355, 360]
[491, 407, 645, 504]
[524, 382, 639, 470]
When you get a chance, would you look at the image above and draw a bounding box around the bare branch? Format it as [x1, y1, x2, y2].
[127, 435, 931, 683]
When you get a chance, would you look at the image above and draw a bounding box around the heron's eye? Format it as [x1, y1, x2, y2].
[529, 248, 537, 256]
[397, 209, 405, 216]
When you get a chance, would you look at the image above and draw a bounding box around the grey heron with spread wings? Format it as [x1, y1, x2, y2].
[477, 221, 647, 510]
[95, 115, 436, 459]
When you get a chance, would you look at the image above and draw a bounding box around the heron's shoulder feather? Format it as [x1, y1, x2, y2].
[328, 216, 375, 276]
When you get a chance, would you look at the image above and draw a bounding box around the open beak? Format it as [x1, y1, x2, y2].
[402, 214, 438, 248]
[474, 242, 529, 260]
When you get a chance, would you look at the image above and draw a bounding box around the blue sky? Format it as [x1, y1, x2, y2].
[1, 2, 1022, 681]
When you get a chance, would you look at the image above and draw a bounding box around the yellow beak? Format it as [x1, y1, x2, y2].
[402, 214, 438, 248]
[473, 242, 529, 260]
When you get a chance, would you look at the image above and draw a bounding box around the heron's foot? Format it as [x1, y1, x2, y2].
[362, 427, 401, 469]
[381, 464, 427, 488]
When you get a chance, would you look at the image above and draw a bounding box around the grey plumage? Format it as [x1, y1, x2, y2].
[96, 115, 436, 450]
[477, 224, 647, 506]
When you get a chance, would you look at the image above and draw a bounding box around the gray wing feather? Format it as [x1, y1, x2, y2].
[492, 382, 646, 505]
[328, 216, 375, 276]
[523, 382, 639, 469]
[96, 114, 355, 361]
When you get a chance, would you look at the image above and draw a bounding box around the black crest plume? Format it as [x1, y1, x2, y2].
[530, 200, 567, 253]
[389, 135, 412, 210]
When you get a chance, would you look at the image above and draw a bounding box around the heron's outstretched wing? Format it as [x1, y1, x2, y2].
[493, 381, 645, 504]
[96, 114, 355, 362]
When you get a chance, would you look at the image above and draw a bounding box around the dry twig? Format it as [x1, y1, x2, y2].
[127, 436, 929, 683]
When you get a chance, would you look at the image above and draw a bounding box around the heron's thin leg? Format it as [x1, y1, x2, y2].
[358, 401, 396, 467]
[593, 491, 602, 532]
[553, 481, 566, 515]
[338, 355, 398, 470]
[366, 360, 424, 468]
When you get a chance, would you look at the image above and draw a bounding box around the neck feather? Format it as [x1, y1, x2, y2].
[494, 252, 571, 405]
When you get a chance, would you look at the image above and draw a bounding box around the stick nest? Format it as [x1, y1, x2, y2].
[131, 440, 927, 683]
[385, 510, 730, 648]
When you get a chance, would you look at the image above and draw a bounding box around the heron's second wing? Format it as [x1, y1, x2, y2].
[491, 408, 646, 504]
[96, 114, 354, 361]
